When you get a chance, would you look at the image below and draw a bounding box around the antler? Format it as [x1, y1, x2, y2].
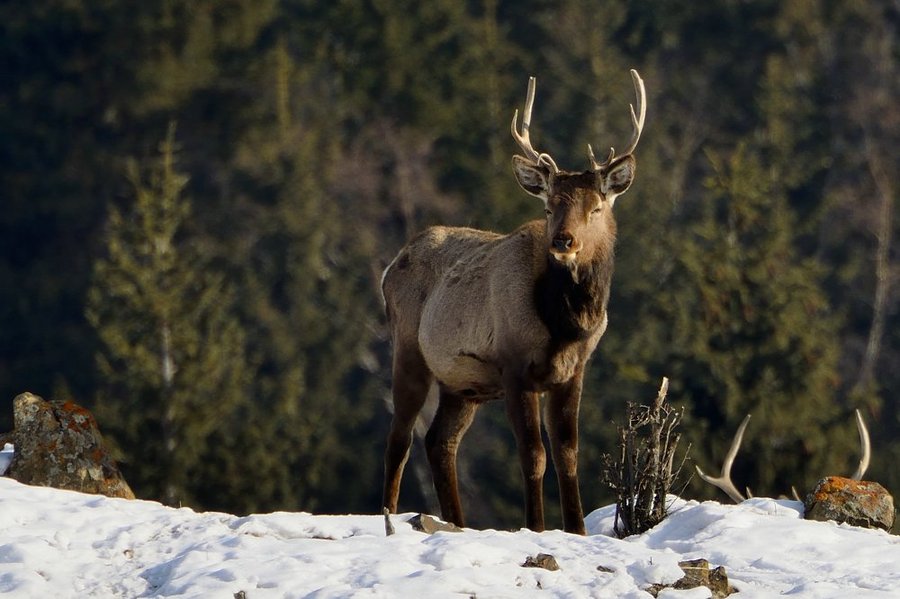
[851, 409, 871, 480]
[511, 77, 559, 173]
[588, 69, 647, 170]
[700, 410, 871, 504]
[695, 414, 751, 503]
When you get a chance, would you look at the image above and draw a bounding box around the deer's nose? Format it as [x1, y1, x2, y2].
[552, 233, 575, 253]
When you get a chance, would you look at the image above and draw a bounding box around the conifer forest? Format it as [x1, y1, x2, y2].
[1, 0, 898, 528]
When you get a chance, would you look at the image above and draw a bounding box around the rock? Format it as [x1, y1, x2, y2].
[675, 559, 733, 598]
[0, 442, 12, 475]
[522, 553, 559, 571]
[646, 559, 734, 598]
[406, 513, 463, 534]
[709, 566, 731, 597]
[804, 476, 894, 531]
[4, 392, 135, 499]
[383, 508, 396, 536]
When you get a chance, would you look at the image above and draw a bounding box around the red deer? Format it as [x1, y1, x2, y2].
[381, 70, 646, 534]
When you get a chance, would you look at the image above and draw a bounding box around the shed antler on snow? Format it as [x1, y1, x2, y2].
[697, 410, 872, 503]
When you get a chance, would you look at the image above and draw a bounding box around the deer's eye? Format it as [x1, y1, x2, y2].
[591, 206, 602, 215]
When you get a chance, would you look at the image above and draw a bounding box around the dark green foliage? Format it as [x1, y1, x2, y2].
[1, 0, 898, 521]
[663, 146, 853, 497]
[87, 125, 251, 505]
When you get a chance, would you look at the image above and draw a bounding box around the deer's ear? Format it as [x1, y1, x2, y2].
[512, 155, 551, 201]
[599, 155, 635, 204]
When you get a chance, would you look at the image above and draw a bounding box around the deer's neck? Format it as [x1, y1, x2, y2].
[534, 250, 614, 343]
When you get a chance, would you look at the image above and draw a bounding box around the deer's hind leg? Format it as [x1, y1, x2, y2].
[383, 344, 433, 514]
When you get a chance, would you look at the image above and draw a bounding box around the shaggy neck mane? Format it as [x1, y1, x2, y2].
[534, 251, 614, 343]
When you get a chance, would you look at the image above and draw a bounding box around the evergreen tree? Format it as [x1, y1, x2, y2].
[755, 0, 898, 493]
[185, 35, 391, 514]
[660, 146, 854, 497]
[813, 0, 899, 493]
[86, 125, 251, 506]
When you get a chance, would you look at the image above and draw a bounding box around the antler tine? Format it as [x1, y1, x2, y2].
[850, 409, 871, 480]
[695, 414, 751, 503]
[511, 77, 559, 173]
[587, 144, 615, 171]
[621, 69, 647, 156]
[589, 69, 647, 170]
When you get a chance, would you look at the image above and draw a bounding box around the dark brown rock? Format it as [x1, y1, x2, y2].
[674, 558, 712, 590]
[406, 513, 463, 534]
[4, 392, 135, 499]
[522, 553, 559, 571]
[804, 476, 894, 531]
[709, 565, 732, 597]
[647, 558, 734, 598]
[676, 559, 733, 598]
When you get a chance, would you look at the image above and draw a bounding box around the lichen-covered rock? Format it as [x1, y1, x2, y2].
[4, 392, 135, 499]
[804, 476, 894, 531]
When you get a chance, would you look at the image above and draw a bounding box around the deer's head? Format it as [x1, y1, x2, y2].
[510, 71, 645, 270]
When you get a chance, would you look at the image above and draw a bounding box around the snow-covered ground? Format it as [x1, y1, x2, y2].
[0, 475, 898, 598]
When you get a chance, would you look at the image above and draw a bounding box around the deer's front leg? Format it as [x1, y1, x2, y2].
[504, 379, 546, 532]
[546, 377, 586, 534]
